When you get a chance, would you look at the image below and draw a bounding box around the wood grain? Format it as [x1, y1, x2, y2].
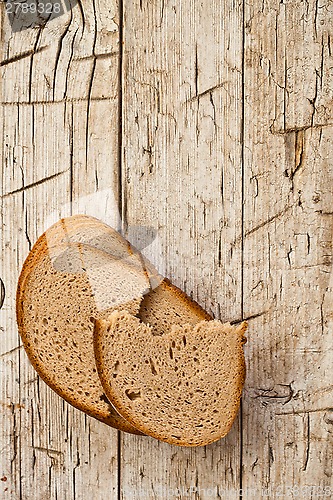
[1, 0, 332, 498]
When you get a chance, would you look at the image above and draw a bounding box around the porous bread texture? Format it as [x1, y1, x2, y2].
[17, 216, 152, 433]
[94, 310, 247, 446]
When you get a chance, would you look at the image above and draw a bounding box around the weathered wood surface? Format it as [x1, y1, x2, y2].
[1, 0, 332, 499]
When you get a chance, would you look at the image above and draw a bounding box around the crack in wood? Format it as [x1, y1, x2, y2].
[28, 27, 44, 104]
[230, 309, 270, 325]
[231, 204, 293, 244]
[63, 27, 80, 101]
[0, 278, 5, 309]
[250, 384, 295, 404]
[270, 121, 333, 135]
[73, 51, 119, 61]
[0, 46, 48, 67]
[1, 97, 117, 106]
[289, 130, 305, 189]
[186, 82, 229, 103]
[53, 7, 73, 102]
[302, 413, 311, 472]
[277, 406, 333, 416]
[84, 0, 98, 170]
[0, 345, 23, 358]
[2, 170, 69, 198]
[315, 210, 333, 216]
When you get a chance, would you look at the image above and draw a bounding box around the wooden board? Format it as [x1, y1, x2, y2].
[1, 0, 332, 498]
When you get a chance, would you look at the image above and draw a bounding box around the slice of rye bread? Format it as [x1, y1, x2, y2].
[94, 311, 247, 446]
[16, 217, 152, 433]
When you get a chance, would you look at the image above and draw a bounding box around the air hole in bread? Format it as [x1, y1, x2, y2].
[182, 335, 187, 347]
[125, 389, 142, 401]
[171, 435, 181, 440]
[149, 358, 158, 375]
[169, 347, 173, 359]
[99, 394, 109, 404]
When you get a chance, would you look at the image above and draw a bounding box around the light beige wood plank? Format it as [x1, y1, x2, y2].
[121, 0, 244, 497]
[242, 0, 333, 494]
[1, 1, 121, 498]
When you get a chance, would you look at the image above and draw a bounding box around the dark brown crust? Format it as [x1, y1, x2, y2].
[94, 315, 247, 447]
[16, 215, 143, 434]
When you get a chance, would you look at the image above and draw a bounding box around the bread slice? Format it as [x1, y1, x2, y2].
[94, 310, 247, 446]
[16, 216, 152, 433]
